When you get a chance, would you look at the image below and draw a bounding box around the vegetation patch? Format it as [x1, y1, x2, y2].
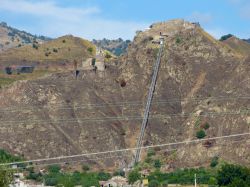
[26, 164, 111, 187]
[220, 34, 234, 41]
[0, 69, 52, 88]
[128, 169, 141, 184]
[148, 168, 213, 186]
[0, 149, 22, 164]
[176, 37, 182, 44]
[196, 129, 206, 139]
[87, 47, 93, 54]
[203, 122, 210, 130]
[32, 43, 38, 50]
[210, 156, 219, 168]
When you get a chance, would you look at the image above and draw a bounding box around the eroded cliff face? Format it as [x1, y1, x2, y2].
[0, 20, 249, 170]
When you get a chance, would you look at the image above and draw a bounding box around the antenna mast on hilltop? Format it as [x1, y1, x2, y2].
[133, 36, 165, 164]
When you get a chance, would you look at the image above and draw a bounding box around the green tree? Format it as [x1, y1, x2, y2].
[154, 159, 162, 169]
[210, 156, 219, 168]
[204, 123, 210, 130]
[80, 172, 99, 187]
[57, 175, 74, 187]
[0, 167, 14, 187]
[48, 165, 61, 173]
[219, 34, 233, 41]
[162, 180, 168, 187]
[97, 171, 111, 181]
[128, 170, 141, 184]
[27, 170, 42, 181]
[196, 130, 206, 139]
[217, 164, 250, 186]
[208, 177, 217, 186]
[45, 177, 58, 186]
[0, 149, 22, 163]
[228, 178, 248, 187]
[113, 170, 125, 177]
[149, 179, 160, 187]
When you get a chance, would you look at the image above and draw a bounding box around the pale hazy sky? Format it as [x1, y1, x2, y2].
[0, 0, 249, 40]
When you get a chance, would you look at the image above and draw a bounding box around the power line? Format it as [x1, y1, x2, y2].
[1, 138, 247, 170]
[0, 110, 249, 125]
[0, 96, 249, 112]
[0, 155, 125, 171]
[1, 132, 249, 167]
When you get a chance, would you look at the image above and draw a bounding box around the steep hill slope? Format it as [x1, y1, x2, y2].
[0, 20, 249, 170]
[0, 35, 95, 68]
[0, 22, 50, 52]
[223, 36, 250, 57]
[0, 35, 95, 88]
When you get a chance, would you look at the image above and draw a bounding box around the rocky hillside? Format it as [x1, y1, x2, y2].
[0, 22, 50, 52]
[222, 36, 250, 57]
[92, 38, 131, 56]
[0, 20, 249, 170]
[0, 35, 95, 89]
[0, 35, 95, 69]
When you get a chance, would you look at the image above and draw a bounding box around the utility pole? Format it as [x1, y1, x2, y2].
[195, 173, 197, 187]
[133, 36, 165, 165]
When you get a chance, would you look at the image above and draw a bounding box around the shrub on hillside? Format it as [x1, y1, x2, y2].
[97, 172, 111, 181]
[147, 148, 156, 157]
[220, 34, 233, 41]
[0, 149, 22, 163]
[27, 171, 42, 181]
[154, 159, 161, 169]
[113, 170, 125, 177]
[204, 122, 210, 130]
[176, 37, 181, 44]
[87, 47, 93, 53]
[128, 170, 141, 184]
[82, 165, 90, 171]
[44, 177, 58, 186]
[208, 177, 217, 186]
[196, 130, 206, 139]
[32, 43, 38, 49]
[210, 156, 219, 168]
[48, 165, 61, 173]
